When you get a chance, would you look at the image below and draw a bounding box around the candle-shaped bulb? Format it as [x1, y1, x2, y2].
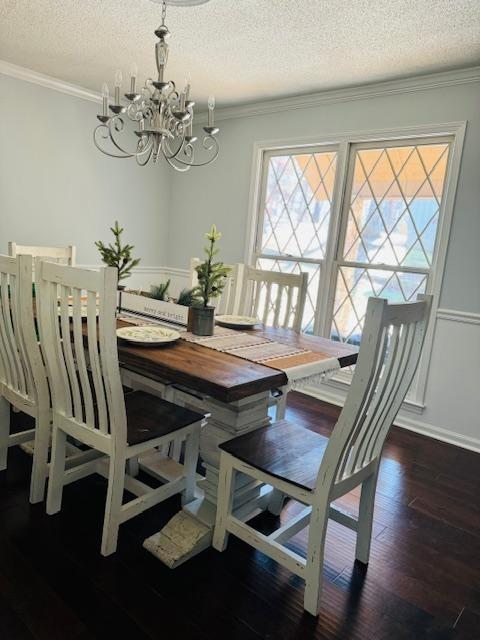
[184, 73, 191, 100]
[102, 82, 109, 98]
[208, 95, 215, 126]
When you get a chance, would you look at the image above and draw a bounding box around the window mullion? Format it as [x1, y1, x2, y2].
[316, 141, 352, 337]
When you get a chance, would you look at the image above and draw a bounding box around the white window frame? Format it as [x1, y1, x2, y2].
[245, 122, 466, 409]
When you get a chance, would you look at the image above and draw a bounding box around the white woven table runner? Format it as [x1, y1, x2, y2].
[117, 315, 340, 389]
[181, 327, 340, 388]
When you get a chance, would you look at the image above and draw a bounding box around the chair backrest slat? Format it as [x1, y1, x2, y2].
[0, 269, 22, 391]
[0, 254, 48, 409]
[71, 289, 95, 425]
[87, 290, 109, 434]
[9, 242, 76, 266]
[59, 285, 83, 422]
[36, 261, 125, 443]
[316, 294, 432, 494]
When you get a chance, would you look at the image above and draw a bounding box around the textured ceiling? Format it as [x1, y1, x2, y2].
[1, 0, 480, 108]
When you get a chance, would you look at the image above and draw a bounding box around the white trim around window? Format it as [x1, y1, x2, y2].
[245, 121, 467, 409]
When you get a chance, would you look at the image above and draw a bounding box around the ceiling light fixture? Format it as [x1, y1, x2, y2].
[94, 0, 218, 171]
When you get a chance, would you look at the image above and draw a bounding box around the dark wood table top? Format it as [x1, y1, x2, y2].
[115, 321, 358, 403]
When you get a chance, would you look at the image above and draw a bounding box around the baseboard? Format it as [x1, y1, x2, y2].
[300, 383, 480, 454]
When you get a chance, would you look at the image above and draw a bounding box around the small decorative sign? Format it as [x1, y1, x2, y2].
[119, 292, 189, 326]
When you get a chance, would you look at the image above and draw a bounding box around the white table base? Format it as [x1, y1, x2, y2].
[121, 370, 273, 568]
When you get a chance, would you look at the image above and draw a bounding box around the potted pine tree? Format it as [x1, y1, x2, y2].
[95, 221, 140, 289]
[191, 224, 230, 336]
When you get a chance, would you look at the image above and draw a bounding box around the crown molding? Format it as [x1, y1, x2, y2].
[197, 65, 480, 124]
[2, 58, 480, 123]
[0, 60, 99, 103]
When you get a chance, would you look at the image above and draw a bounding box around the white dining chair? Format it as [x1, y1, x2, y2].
[0, 254, 51, 503]
[8, 242, 76, 266]
[213, 294, 432, 616]
[238, 266, 308, 420]
[36, 260, 206, 556]
[239, 267, 308, 333]
[189, 257, 242, 315]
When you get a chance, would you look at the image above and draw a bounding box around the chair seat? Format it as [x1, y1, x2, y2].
[125, 391, 205, 446]
[219, 420, 329, 491]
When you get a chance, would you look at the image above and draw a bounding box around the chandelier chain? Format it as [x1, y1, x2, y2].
[161, 0, 167, 25]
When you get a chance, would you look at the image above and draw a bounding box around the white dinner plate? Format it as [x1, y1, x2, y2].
[116, 325, 180, 346]
[215, 315, 260, 329]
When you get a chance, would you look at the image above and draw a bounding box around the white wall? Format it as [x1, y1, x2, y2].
[0, 74, 172, 279]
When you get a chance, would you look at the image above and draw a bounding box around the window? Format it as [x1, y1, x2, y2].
[252, 135, 453, 355]
[256, 147, 337, 332]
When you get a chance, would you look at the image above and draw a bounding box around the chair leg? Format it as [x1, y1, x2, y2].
[267, 489, 287, 515]
[0, 396, 10, 471]
[101, 454, 126, 556]
[29, 411, 51, 504]
[182, 426, 200, 506]
[275, 392, 287, 421]
[304, 503, 329, 617]
[355, 472, 378, 564]
[126, 457, 139, 477]
[46, 426, 67, 515]
[212, 453, 235, 552]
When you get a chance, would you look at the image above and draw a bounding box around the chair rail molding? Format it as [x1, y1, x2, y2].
[436, 308, 480, 325]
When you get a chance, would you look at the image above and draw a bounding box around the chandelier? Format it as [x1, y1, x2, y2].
[94, 0, 219, 172]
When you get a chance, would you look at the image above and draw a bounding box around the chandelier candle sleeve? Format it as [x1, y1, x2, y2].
[93, 0, 219, 171]
[114, 70, 123, 105]
[102, 83, 109, 117]
[130, 63, 138, 94]
[208, 95, 215, 126]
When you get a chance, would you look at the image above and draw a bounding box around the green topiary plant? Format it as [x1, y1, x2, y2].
[149, 280, 171, 301]
[176, 287, 197, 307]
[193, 224, 230, 308]
[95, 221, 140, 282]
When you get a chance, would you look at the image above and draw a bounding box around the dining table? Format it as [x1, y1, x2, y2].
[115, 319, 358, 568]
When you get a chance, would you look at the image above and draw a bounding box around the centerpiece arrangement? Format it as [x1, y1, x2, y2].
[96, 222, 229, 335]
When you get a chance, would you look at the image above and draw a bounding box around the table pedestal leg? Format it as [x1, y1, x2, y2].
[141, 387, 272, 567]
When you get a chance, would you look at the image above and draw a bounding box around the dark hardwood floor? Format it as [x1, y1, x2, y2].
[1, 393, 479, 640]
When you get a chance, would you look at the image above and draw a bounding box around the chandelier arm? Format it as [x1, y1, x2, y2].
[168, 135, 220, 167]
[93, 124, 133, 158]
[108, 118, 154, 157]
[164, 154, 192, 172]
[136, 145, 154, 166]
[162, 130, 188, 160]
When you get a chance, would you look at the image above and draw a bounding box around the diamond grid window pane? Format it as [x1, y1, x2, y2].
[261, 151, 337, 261]
[332, 267, 428, 345]
[344, 143, 450, 269]
[257, 258, 321, 333]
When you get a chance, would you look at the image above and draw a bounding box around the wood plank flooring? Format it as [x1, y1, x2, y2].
[1, 393, 478, 639]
